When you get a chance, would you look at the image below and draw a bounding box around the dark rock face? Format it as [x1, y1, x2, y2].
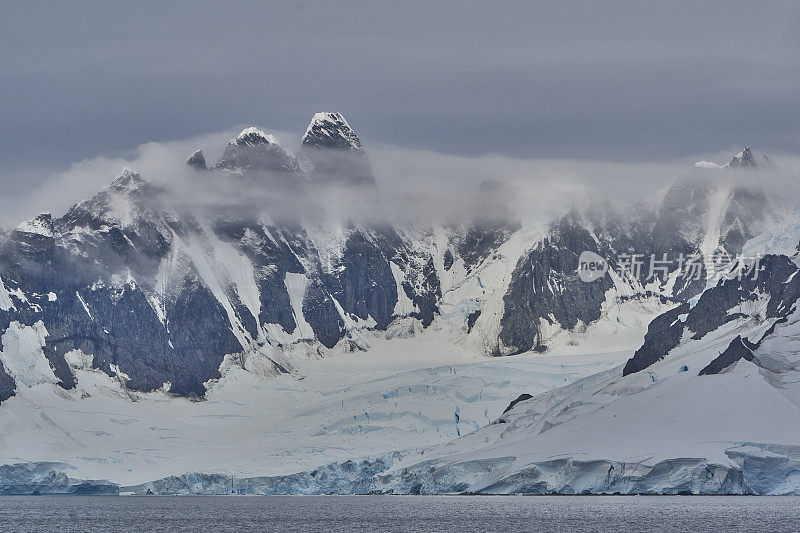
[210, 217, 302, 335]
[720, 186, 769, 253]
[161, 278, 243, 396]
[624, 254, 800, 376]
[502, 393, 533, 414]
[304, 226, 442, 333]
[466, 310, 481, 333]
[443, 249, 454, 271]
[302, 280, 345, 349]
[623, 303, 688, 376]
[456, 222, 518, 272]
[699, 336, 755, 375]
[685, 254, 800, 340]
[496, 255, 540, 355]
[0, 362, 15, 402]
[402, 254, 442, 328]
[186, 150, 207, 170]
[75, 278, 240, 396]
[322, 232, 398, 330]
[499, 213, 614, 355]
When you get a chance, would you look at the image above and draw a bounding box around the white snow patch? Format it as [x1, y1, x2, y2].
[284, 272, 315, 339]
[75, 291, 93, 320]
[0, 321, 58, 387]
[65, 349, 93, 370]
[108, 192, 135, 228]
[0, 278, 14, 311]
[147, 295, 167, 327]
[390, 262, 417, 316]
[108, 364, 131, 383]
[7, 287, 28, 305]
[699, 184, 732, 267]
[16, 214, 54, 237]
[234, 127, 277, 145]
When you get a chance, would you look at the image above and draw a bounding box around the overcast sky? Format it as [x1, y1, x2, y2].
[1, 0, 799, 196]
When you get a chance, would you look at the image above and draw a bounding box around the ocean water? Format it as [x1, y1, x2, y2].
[1, 495, 799, 532]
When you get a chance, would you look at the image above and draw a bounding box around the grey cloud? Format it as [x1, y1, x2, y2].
[3, 126, 799, 236]
[1, 0, 799, 198]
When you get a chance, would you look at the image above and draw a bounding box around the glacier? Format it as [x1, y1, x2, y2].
[0, 332, 629, 488]
[0, 462, 116, 495]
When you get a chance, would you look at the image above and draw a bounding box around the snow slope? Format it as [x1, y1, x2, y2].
[0, 328, 628, 486]
[370, 210, 800, 495]
[375, 327, 800, 494]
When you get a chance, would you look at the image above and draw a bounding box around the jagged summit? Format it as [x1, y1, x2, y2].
[302, 112, 363, 152]
[110, 168, 146, 191]
[728, 147, 756, 168]
[694, 147, 759, 169]
[186, 150, 207, 170]
[215, 127, 299, 173]
[299, 112, 373, 186]
[15, 212, 54, 238]
[56, 167, 162, 233]
[231, 127, 277, 147]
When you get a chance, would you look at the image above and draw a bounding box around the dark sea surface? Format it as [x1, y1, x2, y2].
[1, 495, 799, 532]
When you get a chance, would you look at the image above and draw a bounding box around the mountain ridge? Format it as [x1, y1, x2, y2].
[0, 130, 780, 401]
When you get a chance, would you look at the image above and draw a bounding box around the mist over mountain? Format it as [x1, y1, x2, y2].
[0, 111, 796, 395]
[2, 111, 800, 495]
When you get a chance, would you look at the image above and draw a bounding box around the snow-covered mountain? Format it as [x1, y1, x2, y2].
[371, 210, 800, 496]
[299, 112, 375, 185]
[0, 116, 442, 399]
[0, 125, 774, 401]
[0, 112, 792, 493]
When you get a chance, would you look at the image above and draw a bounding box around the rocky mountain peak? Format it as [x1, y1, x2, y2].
[231, 127, 277, 147]
[298, 112, 373, 186]
[728, 147, 756, 168]
[186, 150, 207, 170]
[15, 212, 54, 237]
[301, 112, 363, 152]
[215, 127, 299, 173]
[694, 147, 760, 170]
[110, 168, 146, 192]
